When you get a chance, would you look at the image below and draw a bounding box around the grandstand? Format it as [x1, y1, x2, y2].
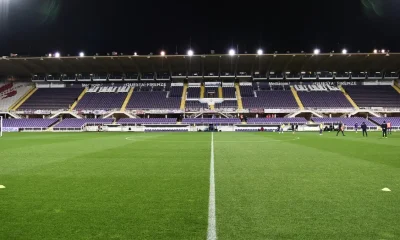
[1, 53, 400, 240]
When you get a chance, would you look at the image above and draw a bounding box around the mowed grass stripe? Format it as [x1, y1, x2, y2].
[0, 133, 210, 240]
[213, 132, 400, 240]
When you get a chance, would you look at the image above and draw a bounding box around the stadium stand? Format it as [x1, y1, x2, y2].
[242, 90, 298, 109]
[0, 83, 32, 111]
[126, 92, 181, 109]
[370, 117, 400, 127]
[75, 92, 128, 110]
[222, 87, 236, 98]
[118, 118, 177, 124]
[311, 117, 375, 126]
[297, 91, 354, 108]
[54, 118, 114, 129]
[3, 118, 58, 128]
[185, 101, 208, 110]
[182, 118, 241, 124]
[247, 118, 307, 124]
[187, 87, 201, 99]
[214, 100, 238, 109]
[343, 85, 400, 108]
[18, 88, 84, 110]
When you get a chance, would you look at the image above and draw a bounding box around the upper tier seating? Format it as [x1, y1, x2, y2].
[311, 117, 376, 126]
[3, 118, 58, 128]
[126, 91, 181, 109]
[247, 118, 307, 124]
[298, 91, 353, 108]
[185, 101, 208, 110]
[242, 91, 298, 109]
[75, 92, 127, 110]
[215, 101, 237, 109]
[187, 87, 201, 99]
[222, 87, 236, 98]
[18, 88, 83, 110]
[343, 85, 400, 108]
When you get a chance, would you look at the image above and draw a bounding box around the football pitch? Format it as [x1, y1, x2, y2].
[0, 131, 399, 240]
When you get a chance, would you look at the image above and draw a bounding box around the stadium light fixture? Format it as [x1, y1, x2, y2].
[381, 49, 386, 53]
[79, 52, 85, 57]
[342, 49, 347, 54]
[160, 51, 166, 56]
[48, 53, 52, 58]
[187, 49, 194, 56]
[228, 49, 235, 56]
[54, 52, 61, 58]
[134, 52, 138, 56]
[313, 49, 320, 55]
[257, 49, 263, 55]
[373, 49, 378, 54]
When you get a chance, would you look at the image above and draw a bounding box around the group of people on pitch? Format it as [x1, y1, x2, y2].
[334, 121, 392, 138]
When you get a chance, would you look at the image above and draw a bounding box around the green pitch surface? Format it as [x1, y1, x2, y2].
[0, 132, 399, 240]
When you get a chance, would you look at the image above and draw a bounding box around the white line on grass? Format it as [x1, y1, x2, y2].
[207, 132, 217, 240]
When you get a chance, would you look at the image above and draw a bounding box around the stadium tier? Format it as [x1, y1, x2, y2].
[0, 83, 32, 111]
[18, 88, 83, 110]
[298, 91, 353, 108]
[54, 118, 114, 129]
[75, 92, 127, 110]
[118, 118, 177, 124]
[343, 85, 400, 108]
[187, 87, 201, 99]
[222, 87, 236, 98]
[311, 117, 375, 126]
[215, 100, 238, 109]
[3, 118, 58, 128]
[126, 86, 182, 110]
[185, 101, 208, 110]
[370, 117, 400, 126]
[182, 118, 241, 124]
[242, 90, 298, 109]
[247, 118, 307, 124]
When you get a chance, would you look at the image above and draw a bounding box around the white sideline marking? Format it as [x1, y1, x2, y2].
[207, 132, 217, 240]
[0, 185, 5, 189]
[382, 188, 391, 192]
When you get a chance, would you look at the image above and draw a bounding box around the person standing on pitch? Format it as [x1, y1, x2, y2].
[381, 121, 388, 138]
[361, 122, 368, 137]
[319, 123, 324, 135]
[291, 123, 295, 134]
[279, 123, 285, 134]
[387, 121, 392, 135]
[354, 122, 359, 133]
[336, 122, 345, 136]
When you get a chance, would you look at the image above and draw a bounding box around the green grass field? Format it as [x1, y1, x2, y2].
[0, 131, 399, 240]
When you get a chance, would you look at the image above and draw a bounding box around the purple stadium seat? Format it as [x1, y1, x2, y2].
[298, 91, 353, 108]
[75, 93, 127, 110]
[344, 85, 400, 108]
[19, 88, 83, 110]
[118, 118, 177, 124]
[3, 118, 58, 128]
[311, 117, 376, 126]
[247, 118, 307, 124]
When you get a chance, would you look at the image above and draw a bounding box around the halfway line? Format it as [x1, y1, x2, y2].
[207, 132, 217, 240]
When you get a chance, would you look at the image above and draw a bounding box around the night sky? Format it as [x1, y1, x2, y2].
[0, 0, 400, 56]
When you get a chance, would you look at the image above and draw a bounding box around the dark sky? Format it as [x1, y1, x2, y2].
[1, 0, 400, 56]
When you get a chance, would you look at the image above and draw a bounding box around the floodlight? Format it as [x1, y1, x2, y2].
[79, 52, 85, 57]
[134, 52, 138, 56]
[228, 49, 235, 56]
[313, 49, 320, 55]
[48, 53, 52, 57]
[257, 49, 263, 55]
[187, 49, 194, 56]
[160, 51, 165, 56]
[381, 49, 386, 53]
[342, 49, 347, 54]
[373, 49, 378, 54]
[54, 52, 61, 58]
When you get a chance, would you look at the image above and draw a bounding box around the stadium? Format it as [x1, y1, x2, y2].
[1, 50, 400, 239]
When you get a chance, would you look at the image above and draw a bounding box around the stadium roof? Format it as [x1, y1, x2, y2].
[1, 53, 400, 78]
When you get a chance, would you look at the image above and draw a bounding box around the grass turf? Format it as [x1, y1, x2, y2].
[0, 131, 399, 239]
